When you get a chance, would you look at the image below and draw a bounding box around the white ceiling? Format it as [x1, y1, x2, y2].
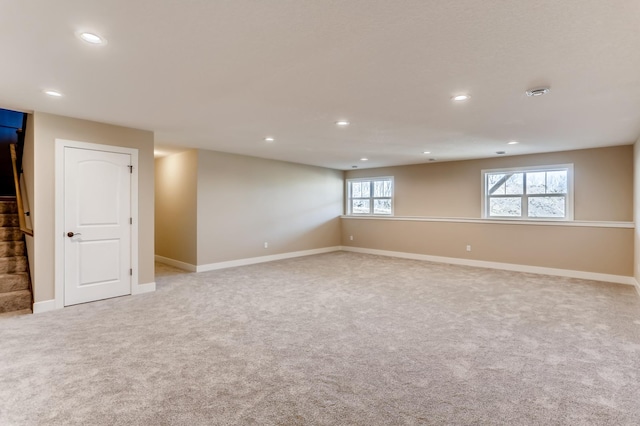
[1, 0, 639, 170]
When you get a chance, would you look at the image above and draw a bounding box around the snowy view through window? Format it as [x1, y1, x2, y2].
[348, 178, 393, 215]
[486, 168, 569, 219]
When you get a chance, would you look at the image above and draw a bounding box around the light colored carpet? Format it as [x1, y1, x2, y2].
[1, 252, 640, 425]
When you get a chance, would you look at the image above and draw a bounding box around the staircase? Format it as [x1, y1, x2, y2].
[0, 197, 31, 315]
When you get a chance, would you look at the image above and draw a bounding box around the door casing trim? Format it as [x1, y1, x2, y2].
[54, 139, 139, 309]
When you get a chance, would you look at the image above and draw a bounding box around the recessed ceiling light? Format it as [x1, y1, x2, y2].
[525, 87, 550, 97]
[423, 151, 431, 154]
[507, 141, 519, 145]
[360, 158, 368, 161]
[496, 151, 506, 155]
[264, 137, 275, 142]
[44, 90, 63, 97]
[336, 120, 350, 127]
[78, 32, 107, 45]
[452, 94, 470, 101]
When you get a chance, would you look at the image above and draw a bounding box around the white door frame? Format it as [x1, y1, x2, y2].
[54, 139, 139, 309]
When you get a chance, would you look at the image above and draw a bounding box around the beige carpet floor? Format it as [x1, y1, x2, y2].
[1, 252, 640, 425]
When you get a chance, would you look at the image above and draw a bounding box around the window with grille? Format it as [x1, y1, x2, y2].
[346, 177, 394, 215]
[482, 165, 573, 220]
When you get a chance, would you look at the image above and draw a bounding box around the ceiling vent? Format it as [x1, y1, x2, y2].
[526, 87, 550, 97]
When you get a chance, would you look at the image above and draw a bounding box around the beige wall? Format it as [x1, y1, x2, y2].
[195, 150, 343, 265]
[342, 219, 632, 276]
[22, 113, 35, 275]
[32, 112, 154, 302]
[343, 146, 634, 277]
[634, 139, 640, 285]
[346, 145, 633, 221]
[155, 150, 198, 264]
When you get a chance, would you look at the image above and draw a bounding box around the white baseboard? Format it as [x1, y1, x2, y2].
[196, 246, 342, 272]
[132, 281, 156, 295]
[155, 255, 197, 272]
[33, 299, 57, 314]
[634, 279, 640, 297]
[342, 246, 635, 286]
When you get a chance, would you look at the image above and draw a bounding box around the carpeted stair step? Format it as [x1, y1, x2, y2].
[0, 272, 29, 293]
[0, 227, 23, 241]
[0, 308, 31, 318]
[0, 201, 17, 214]
[0, 241, 25, 257]
[0, 256, 27, 274]
[0, 214, 19, 227]
[0, 289, 31, 314]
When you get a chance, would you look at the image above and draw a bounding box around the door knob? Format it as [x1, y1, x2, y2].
[67, 232, 82, 238]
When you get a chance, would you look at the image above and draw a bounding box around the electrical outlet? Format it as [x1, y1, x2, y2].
[466, 245, 471, 252]
[264, 242, 268, 249]
[350, 235, 354, 241]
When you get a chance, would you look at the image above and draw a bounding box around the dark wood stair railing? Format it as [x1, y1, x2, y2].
[9, 144, 32, 237]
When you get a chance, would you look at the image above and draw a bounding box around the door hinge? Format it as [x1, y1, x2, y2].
[130, 217, 133, 225]
[128, 165, 133, 173]
[130, 268, 133, 276]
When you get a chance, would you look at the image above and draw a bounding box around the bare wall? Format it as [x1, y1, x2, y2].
[346, 146, 633, 221]
[634, 139, 640, 285]
[155, 150, 198, 264]
[32, 112, 154, 302]
[343, 146, 634, 276]
[196, 150, 343, 265]
[22, 113, 35, 280]
[342, 219, 632, 276]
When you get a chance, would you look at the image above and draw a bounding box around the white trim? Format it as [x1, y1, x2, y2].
[634, 279, 640, 297]
[342, 246, 634, 285]
[132, 281, 156, 295]
[55, 139, 139, 309]
[33, 299, 57, 314]
[155, 255, 197, 272]
[481, 163, 575, 173]
[340, 215, 633, 228]
[481, 163, 574, 221]
[346, 176, 394, 216]
[196, 246, 342, 272]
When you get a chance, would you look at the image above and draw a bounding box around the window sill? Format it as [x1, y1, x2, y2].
[340, 215, 634, 228]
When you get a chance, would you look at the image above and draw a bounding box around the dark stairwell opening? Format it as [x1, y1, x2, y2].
[0, 108, 32, 316]
[0, 108, 25, 195]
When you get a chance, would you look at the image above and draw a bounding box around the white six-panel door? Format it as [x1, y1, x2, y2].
[63, 147, 132, 306]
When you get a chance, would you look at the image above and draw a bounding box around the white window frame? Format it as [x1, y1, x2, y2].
[481, 164, 574, 221]
[346, 177, 394, 216]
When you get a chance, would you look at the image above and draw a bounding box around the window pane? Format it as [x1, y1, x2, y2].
[350, 181, 373, 198]
[374, 199, 391, 214]
[373, 181, 383, 197]
[361, 181, 371, 198]
[374, 180, 392, 197]
[489, 197, 521, 217]
[488, 173, 522, 195]
[505, 173, 523, 194]
[351, 182, 362, 198]
[352, 199, 370, 214]
[384, 180, 393, 197]
[528, 196, 565, 218]
[527, 172, 546, 194]
[488, 174, 506, 195]
[546, 171, 567, 194]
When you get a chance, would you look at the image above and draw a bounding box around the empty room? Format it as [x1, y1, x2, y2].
[1, 1, 639, 425]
